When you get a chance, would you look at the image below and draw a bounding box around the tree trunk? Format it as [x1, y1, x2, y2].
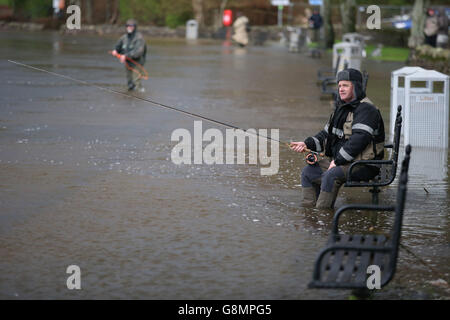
[192, 0, 204, 26]
[323, 0, 335, 49]
[216, 0, 228, 28]
[340, 0, 356, 35]
[105, 0, 110, 23]
[84, 0, 93, 24]
[109, 0, 119, 24]
[408, 0, 429, 48]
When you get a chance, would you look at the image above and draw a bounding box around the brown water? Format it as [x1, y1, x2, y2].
[0, 31, 449, 299]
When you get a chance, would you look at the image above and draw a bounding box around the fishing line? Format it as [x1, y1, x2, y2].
[399, 243, 448, 282]
[8, 59, 291, 149]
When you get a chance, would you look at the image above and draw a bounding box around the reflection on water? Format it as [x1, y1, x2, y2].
[0, 31, 449, 299]
[407, 146, 448, 182]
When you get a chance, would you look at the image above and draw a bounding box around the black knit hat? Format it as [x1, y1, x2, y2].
[336, 68, 366, 102]
[336, 68, 363, 84]
[126, 19, 137, 26]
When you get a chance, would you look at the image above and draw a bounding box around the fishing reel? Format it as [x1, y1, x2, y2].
[305, 151, 319, 165]
[304, 150, 324, 165]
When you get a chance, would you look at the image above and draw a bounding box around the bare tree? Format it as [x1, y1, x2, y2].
[105, 0, 110, 23]
[219, 0, 228, 27]
[408, 0, 429, 48]
[192, 0, 204, 26]
[323, 0, 335, 49]
[340, 0, 356, 35]
[83, 0, 93, 24]
[109, 0, 119, 24]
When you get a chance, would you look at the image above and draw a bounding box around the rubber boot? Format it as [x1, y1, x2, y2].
[302, 187, 317, 207]
[126, 67, 135, 91]
[316, 182, 341, 209]
[315, 191, 335, 209]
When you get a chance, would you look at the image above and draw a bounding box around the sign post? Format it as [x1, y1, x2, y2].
[278, 5, 283, 27]
[271, 0, 290, 27]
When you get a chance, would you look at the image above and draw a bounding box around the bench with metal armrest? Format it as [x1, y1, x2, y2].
[317, 54, 342, 83]
[345, 105, 402, 204]
[309, 144, 411, 289]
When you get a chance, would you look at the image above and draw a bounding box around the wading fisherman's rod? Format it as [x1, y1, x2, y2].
[8, 59, 293, 149]
[109, 51, 149, 80]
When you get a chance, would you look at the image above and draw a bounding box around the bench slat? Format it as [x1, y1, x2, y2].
[324, 235, 350, 282]
[372, 235, 390, 282]
[353, 236, 374, 284]
[339, 235, 363, 283]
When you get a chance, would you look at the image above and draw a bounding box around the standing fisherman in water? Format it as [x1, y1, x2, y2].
[112, 19, 147, 92]
[290, 68, 385, 209]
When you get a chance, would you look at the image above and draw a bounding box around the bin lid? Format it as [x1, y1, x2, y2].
[333, 42, 361, 49]
[392, 66, 425, 76]
[343, 33, 365, 40]
[405, 69, 449, 80]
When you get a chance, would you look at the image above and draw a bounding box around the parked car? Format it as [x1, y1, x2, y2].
[391, 8, 450, 31]
[390, 14, 412, 30]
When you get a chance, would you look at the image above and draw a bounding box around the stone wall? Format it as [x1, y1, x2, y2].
[0, 21, 44, 31]
[0, 21, 287, 43]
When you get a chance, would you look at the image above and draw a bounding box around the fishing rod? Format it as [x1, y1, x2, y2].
[6, 59, 332, 162]
[109, 50, 149, 80]
[8, 59, 295, 150]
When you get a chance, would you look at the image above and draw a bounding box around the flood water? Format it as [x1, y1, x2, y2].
[0, 31, 449, 299]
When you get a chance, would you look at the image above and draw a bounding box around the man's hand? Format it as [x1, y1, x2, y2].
[328, 160, 336, 170]
[112, 50, 118, 56]
[120, 54, 126, 64]
[290, 141, 307, 153]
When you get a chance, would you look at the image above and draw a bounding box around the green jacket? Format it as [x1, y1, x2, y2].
[115, 31, 147, 65]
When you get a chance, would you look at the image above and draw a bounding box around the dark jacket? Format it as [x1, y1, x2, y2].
[309, 13, 323, 29]
[304, 82, 385, 166]
[437, 9, 449, 35]
[115, 29, 147, 66]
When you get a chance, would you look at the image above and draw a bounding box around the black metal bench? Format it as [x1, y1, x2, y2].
[344, 105, 403, 204]
[317, 54, 342, 83]
[308, 144, 411, 290]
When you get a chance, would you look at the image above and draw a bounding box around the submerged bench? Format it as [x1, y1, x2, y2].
[309, 144, 411, 289]
[345, 105, 403, 204]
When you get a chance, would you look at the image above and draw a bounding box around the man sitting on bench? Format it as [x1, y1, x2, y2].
[290, 68, 386, 209]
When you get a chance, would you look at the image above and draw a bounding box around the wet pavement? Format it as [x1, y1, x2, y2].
[0, 31, 449, 299]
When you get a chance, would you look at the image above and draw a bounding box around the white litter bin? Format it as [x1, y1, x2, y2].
[403, 69, 449, 148]
[389, 66, 426, 139]
[186, 19, 198, 40]
[286, 26, 301, 52]
[342, 33, 367, 57]
[343, 33, 365, 46]
[332, 42, 363, 72]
